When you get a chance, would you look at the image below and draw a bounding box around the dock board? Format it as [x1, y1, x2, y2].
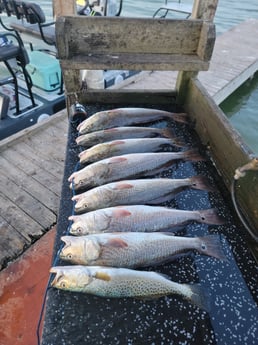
[0, 110, 68, 269]
[120, 19, 258, 104]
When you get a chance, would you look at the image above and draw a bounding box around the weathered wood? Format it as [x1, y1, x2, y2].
[73, 89, 177, 106]
[0, 193, 44, 242]
[191, 0, 218, 20]
[0, 110, 67, 152]
[56, 16, 215, 72]
[0, 216, 27, 270]
[0, 156, 59, 214]
[184, 77, 258, 231]
[53, 0, 76, 18]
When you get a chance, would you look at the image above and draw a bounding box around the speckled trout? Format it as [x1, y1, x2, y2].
[50, 265, 208, 310]
[68, 150, 204, 191]
[69, 205, 223, 235]
[72, 176, 214, 213]
[76, 126, 177, 148]
[77, 107, 188, 134]
[60, 233, 225, 267]
[79, 137, 185, 164]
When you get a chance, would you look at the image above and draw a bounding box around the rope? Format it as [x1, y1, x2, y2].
[231, 158, 258, 242]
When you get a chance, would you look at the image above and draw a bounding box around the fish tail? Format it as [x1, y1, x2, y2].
[183, 149, 205, 162]
[190, 175, 216, 192]
[198, 235, 227, 260]
[185, 283, 210, 311]
[198, 208, 225, 225]
[168, 112, 189, 124]
[161, 128, 176, 139]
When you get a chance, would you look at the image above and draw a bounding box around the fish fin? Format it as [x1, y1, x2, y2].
[184, 283, 210, 312]
[113, 182, 134, 190]
[161, 128, 176, 139]
[113, 208, 132, 218]
[182, 149, 205, 162]
[109, 156, 128, 164]
[190, 175, 216, 192]
[198, 235, 227, 260]
[198, 209, 225, 225]
[106, 238, 128, 248]
[168, 112, 189, 124]
[94, 271, 111, 281]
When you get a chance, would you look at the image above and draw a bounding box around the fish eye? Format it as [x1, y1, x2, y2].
[61, 281, 66, 288]
[67, 253, 73, 259]
[83, 203, 88, 209]
[79, 180, 84, 185]
[77, 227, 83, 233]
[201, 243, 206, 250]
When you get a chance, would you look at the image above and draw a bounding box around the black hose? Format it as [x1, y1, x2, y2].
[230, 178, 258, 242]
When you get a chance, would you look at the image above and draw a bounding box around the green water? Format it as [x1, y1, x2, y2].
[220, 72, 258, 153]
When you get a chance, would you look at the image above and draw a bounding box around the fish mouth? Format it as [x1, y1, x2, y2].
[49, 267, 62, 286]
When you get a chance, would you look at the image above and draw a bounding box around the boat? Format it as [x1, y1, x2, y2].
[20, 0, 257, 344]
[0, 0, 139, 140]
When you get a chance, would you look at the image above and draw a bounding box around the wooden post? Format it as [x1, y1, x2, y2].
[53, 0, 76, 18]
[176, 0, 218, 105]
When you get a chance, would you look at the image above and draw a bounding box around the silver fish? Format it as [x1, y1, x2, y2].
[60, 233, 225, 267]
[69, 204, 223, 235]
[77, 107, 188, 134]
[72, 176, 214, 213]
[76, 126, 177, 148]
[79, 138, 184, 164]
[68, 150, 204, 191]
[50, 265, 208, 310]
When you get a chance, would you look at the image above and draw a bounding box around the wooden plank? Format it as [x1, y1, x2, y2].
[75, 89, 177, 106]
[185, 77, 258, 230]
[57, 17, 204, 56]
[0, 172, 55, 229]
[0, 193, 44, 242]
[1, 147, 62, 197]
[0, 110, 67, 152]
[12, 141, 65, 181]
[0, 156, 59, 213]
[0, 217, 27, 270]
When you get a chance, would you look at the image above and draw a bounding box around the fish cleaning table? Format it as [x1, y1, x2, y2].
[41, 103, 258, 345]
[41, 1, 258, 343]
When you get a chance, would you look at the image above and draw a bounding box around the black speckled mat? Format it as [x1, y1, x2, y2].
[41, 104, 258, 345]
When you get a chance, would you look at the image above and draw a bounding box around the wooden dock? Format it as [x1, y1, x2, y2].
[0, 111, 68, 269]
[119, 19, 258, 104]
[0, 18, 258, 270]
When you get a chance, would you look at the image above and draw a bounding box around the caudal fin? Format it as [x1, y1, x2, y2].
[190, 175, 216, 192]
[182, 149, 205, 162]
[198, 208, 225, 225]
[198, 209, 225, 225]
[185, 283, 210, 311]
[198, 235, 227, 260]
[168, 112, 189, 124]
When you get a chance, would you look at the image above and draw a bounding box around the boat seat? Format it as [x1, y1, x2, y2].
[153, 0, 193, 18]
[0, 31, 36, 114]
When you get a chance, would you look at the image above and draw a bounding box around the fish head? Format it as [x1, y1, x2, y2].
[73, 193, 96, 213]
[60, 236, 86, 264]
[78, 111, 109, 134]
[69, 219, 88, 235]
[68, 169, 95, 191]
[50, 266, 93, 292]
[60, 236, 101, 265]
